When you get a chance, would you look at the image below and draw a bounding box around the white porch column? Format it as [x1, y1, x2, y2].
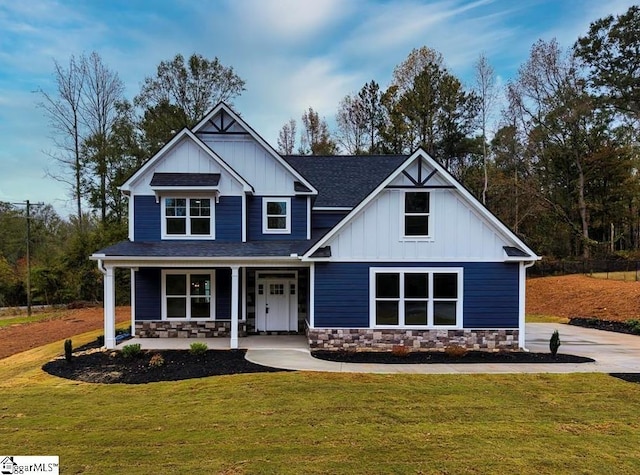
[230, 266, 240, 349]
[104, 265, 116, 349]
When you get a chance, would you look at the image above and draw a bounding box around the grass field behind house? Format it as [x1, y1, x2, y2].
[0, 308, 69, 328]
[525, 314, 570, 324]
[589, 270, 640, 281]
[1, 331, 640, 474]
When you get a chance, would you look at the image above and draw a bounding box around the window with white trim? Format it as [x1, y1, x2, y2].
[371, 268, 461, 327]
[263, 198, 291, 234]
[162, 198, 213, 238]
[163, 271, 215, 319]
[404, 191, 430, 238]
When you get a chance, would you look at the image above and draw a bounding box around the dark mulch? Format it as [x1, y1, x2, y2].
[42, 349, 289, 384]
[569, 317, 640, 336]
[609, 373, 640, 384]
[311, 350, 594, 364]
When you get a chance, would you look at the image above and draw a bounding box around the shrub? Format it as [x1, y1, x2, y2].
[444, 345, 468, 358]
[189, 342, 208, 356]
[121, 343, 142, 359]
[550, 330, 561, 357]
[391, 345, 410, 357]
[64, 339, 73, 362]
[628, 319, 640, 334]
[149, 353, 165, 367]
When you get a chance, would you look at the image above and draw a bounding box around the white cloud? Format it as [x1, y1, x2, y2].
[225, 0, 349, 40]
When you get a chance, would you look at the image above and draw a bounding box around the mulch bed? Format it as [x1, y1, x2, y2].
[569, 317, 640, 335]
[609, 373, 640, 384]
[311, 350, 594, 364]
[42, 349, 288, 384]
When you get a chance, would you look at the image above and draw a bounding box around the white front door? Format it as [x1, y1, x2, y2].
[256, 276, 297, 332]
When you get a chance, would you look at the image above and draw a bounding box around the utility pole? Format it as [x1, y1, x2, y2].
[11, 200, 44, 316]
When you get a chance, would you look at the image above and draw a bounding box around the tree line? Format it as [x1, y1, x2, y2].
[278, 7, 640, 260]
[1, 6, 639, 306]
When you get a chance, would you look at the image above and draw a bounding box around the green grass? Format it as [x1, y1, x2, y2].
[1, 333, 640, 473]
[526, 314, 570, 324]
[0, 308, 69, 328]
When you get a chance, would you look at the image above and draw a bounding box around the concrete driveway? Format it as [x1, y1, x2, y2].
[525, 323, 640, 373]
[245, 324, 640, 374]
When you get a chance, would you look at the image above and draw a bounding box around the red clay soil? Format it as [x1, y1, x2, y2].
[0, 307, 130, 360]
[527, 274, 640, 321]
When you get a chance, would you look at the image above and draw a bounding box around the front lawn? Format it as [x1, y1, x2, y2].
[1, 333, 639, 474]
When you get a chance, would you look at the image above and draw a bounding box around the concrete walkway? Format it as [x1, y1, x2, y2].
[119, 324, 640, 374]
[244, 323, 640, 374]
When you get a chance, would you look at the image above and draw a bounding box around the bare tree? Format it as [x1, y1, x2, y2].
[474, 53, 498, 204]
[277, 118, 297, 155]
[37, 56, 85, 227]
[300, 107, 337, 155]
[336, 94, 368, 154]
[80, 52, 125, 222]
[358, 80, 384, 153]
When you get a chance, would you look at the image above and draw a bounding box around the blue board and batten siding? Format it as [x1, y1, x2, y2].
[313, 262, 520, 329]
[311, 211, 348, 232]
[133, 195, 241, 241]
[134, 196, 160, 241]
[135, 268, 161, 320]
[134, 267, 236, 320]
[215, 196, 242, 241]
[247, 196, 307, 240]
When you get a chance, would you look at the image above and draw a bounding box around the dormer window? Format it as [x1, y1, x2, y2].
[403, 191, 430, 238]
[162, 197, 214, 238]
[263, 198, 291, 234]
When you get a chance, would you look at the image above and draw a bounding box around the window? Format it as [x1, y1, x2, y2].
[163, 271, 215, 319]
[404, 191, 430, 238]
[263, 198, 291, 234]
[163, 198, 213, 238]
[371, 268, 461, 327]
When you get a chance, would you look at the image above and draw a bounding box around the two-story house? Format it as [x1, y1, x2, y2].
[92, 103, 539, 351]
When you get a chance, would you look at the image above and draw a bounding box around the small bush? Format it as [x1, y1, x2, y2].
[391, 345, 410, 357]
[96, 335, 105, 346]
[550, 330, 561, 357]
[149, 353, 165, 368]
[628, 319, 640, 334]
[64, 339, 73, 362]
[121, 343, 142, 359]
[189, 342, 208, 356]
[444, 345, 468, 358]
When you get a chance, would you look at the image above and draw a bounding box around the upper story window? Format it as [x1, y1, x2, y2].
[162, 197, 213, 238]
[404, 191, 430, 238]
[263, 198, 291, 234]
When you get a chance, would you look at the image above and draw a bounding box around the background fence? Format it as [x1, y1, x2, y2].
[530, 260, 640, 280]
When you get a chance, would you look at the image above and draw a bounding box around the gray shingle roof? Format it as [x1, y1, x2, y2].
[150, 173, 221, 187]
[95, 240, 317, 258]
[503, 246, 531, 258]
[283, 155, 407, 208]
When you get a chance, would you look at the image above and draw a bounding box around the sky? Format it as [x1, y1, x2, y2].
[0, 0, 637, 218]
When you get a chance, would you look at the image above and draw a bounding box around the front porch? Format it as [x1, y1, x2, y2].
[101, 260, 311, 349]
[115, 334, 309, 351]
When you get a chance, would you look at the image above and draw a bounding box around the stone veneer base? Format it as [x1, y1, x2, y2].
[136, 321, 247, 338]
[307, 328, 520, 352]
